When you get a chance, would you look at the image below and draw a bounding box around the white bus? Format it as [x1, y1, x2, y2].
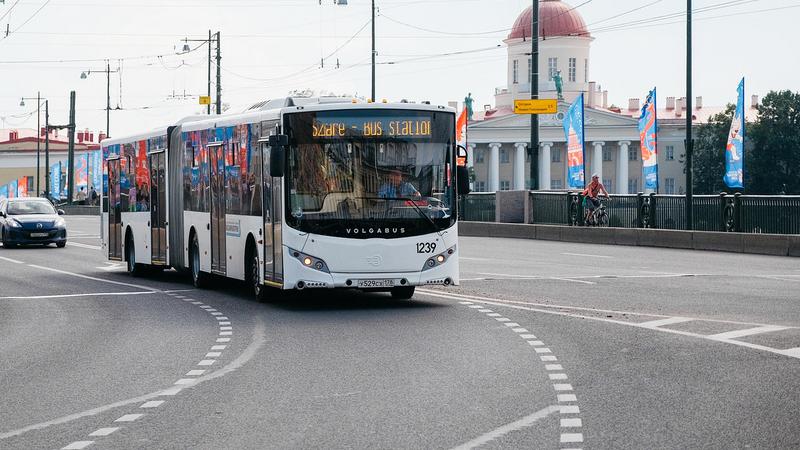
[101, 98, 470, 300]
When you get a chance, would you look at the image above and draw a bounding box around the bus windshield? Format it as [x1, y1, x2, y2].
[284, 109, 456, 239]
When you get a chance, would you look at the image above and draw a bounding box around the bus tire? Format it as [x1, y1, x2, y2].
[125, 233, 145, 277]
[390, 286, 415, 300]
[246, 241, 265, 301]
[190, 233, 209, 288]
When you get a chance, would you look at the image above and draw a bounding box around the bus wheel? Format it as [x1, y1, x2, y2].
[390, 286, 415, 300]
[126, 234, 144, 277]
[246, 244, 265, 301]
[190, 233, 209, 288]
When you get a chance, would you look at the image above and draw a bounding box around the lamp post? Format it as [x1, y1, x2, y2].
[19, 92, 46, 196]
[685, 0, 694, 230]
[530, 0, 540, 190]
[80, 61, 119, 137]
[181, 31, 221, 115]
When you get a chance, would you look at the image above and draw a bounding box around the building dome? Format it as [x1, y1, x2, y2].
[507, 0, 590, 40]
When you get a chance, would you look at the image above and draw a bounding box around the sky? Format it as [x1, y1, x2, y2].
[0, 0, 798, 137]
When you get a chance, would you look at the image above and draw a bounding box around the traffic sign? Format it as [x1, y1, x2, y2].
[199, 96, 211, 105]
[514, 99, 558, 115]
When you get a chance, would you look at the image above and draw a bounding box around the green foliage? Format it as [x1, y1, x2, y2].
[691, 90, 800, 194]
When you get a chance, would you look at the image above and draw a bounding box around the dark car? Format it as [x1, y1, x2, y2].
[0, 198, 67, 248]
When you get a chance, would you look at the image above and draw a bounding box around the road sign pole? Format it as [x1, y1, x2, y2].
[530, 0, 539, 190]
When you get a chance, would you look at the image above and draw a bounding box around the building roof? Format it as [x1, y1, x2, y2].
[508, 0, 590, 40]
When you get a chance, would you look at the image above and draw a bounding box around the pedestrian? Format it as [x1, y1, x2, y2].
[89, 186, 98, 205]
[76, 186, 87, 205]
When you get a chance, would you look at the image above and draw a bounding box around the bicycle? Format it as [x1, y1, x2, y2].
[584, 197, 609, 227]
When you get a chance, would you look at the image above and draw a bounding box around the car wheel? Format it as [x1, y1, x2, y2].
[56, 241, 67, 248]
[190, 234, 208, 288]
[390, 286, 415, 300]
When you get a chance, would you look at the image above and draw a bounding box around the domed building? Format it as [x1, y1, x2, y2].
[465, 1, 743, 195]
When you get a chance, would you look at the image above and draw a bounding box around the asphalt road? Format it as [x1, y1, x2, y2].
[1, 216, 798, 449]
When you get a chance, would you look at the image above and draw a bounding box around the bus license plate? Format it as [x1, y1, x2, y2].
[357, 279, 395, 288]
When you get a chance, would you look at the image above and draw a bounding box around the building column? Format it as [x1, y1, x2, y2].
[488, 142, 501, 192]
[540, 142, 553, 190]
[466, 143, 476, 170]
[617, 141, 630, 194]
[513, 142, 527, 190]
[592, 141, 605, 182]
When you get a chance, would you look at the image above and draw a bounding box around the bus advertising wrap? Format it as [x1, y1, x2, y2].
[563, 94, 586, 189]
[639, 88, 658, 192]
[724, 78, 745, 189]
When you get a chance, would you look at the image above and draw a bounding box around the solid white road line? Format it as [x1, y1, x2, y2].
[449, 405, 561, 450]
[68, 242, 102, 250]
[27, 264, 153, 290]
[114, 414, 143, 422]
[88, 427, 119, 437]
[0, 291, 156, 300]
[0, 256, 24, 264]
[638, 317, 695, 328]
[140, 401, 164, 408]
[62, 441, 94, 449]
[709, 325, 789, 340]
[562, 252, 613, 259]
[174, 379, 197, 385]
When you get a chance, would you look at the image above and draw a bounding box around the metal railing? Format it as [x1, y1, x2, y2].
[459, 191, 800, 234]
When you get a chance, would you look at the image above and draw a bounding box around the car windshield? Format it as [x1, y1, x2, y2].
[283, 109, 456, 239]
[8, 200, 56, 215]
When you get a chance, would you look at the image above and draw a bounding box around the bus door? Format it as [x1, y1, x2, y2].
[260, 130, 282, 286]
[107, 157, 122, 260]
[209, 142, 226, 274]
[148, 150, 167, 265]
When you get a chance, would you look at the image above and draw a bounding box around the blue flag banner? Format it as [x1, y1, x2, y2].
[639, 88, 658, 192]
[563, 94, 586, 189]
[9, 179, 18, 198]
[91, 150, 103, 190]
[724, 78, 745, 189]
[0, 185, 7, 200]
[51, 162, 62, 199]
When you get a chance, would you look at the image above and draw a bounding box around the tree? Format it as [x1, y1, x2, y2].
[748, 90, 800, 194]
[691, 104, 736, 194]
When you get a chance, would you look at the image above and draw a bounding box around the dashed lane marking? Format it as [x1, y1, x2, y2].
[68, 242, 102, 250]
[422, 289, 800, 360]
[62, 441, 94, 449]
[708, 325, 790, 340]
[455, 300, 585, 449]
[113, 414, 143, 423]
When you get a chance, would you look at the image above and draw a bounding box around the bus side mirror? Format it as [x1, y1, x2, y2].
[268, 134, 288, 178]
[457, 166, 470, 195]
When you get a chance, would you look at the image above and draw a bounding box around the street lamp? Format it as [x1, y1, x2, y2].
[19, 93, 46, 196]
[80, 61, 119, 137]
[182, 32, 221, 115]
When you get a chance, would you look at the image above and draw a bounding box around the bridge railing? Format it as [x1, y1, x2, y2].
[458, 191, 800, 234]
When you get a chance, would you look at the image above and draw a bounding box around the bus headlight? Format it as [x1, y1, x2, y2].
[422, 244, 456, 272]
[289, 248, 330, 273]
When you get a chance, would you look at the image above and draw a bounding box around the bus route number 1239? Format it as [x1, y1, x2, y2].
[416, 242, 437, 254]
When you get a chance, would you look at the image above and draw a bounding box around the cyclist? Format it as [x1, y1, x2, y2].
[582, 173, 609, 223]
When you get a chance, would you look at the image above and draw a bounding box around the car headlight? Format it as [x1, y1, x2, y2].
[54, 217, 66, 227]
[7, 219, 22, 228]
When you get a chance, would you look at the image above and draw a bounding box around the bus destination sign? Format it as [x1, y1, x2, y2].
[312, 115, 432, 139]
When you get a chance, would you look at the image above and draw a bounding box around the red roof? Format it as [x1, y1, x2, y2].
[508, 0, 590, 40]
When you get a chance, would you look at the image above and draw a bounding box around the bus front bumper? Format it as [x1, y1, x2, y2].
[283, 257, 460, 290]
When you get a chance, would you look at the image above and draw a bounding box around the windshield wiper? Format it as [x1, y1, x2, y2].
[365, 196, 442, 234]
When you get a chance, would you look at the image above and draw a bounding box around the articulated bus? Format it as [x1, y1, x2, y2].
[101, 98, 470, 300]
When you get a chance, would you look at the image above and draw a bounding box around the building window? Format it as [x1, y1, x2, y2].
[500, 148, 510, 164]
[551, 179, 563, 190]
[500, 180, 511, 191]
[665, 178, 676, 194]
[551, 149, 561, 163]
[603, 147, 613, 161]
[475, 149, 485, 163]
[665, 145, 675, 161]
[548, 57, 558, 81]
[584, 59, 589, 83]
[603, 178, 612, 193]
[569, 58, 576, 82]
[512, 60, 519, 84]
[528, 58, 532, 83]
[474, 181, 486, 192]
[628, 146, 639, 161]
[629, 178, 639, 193]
